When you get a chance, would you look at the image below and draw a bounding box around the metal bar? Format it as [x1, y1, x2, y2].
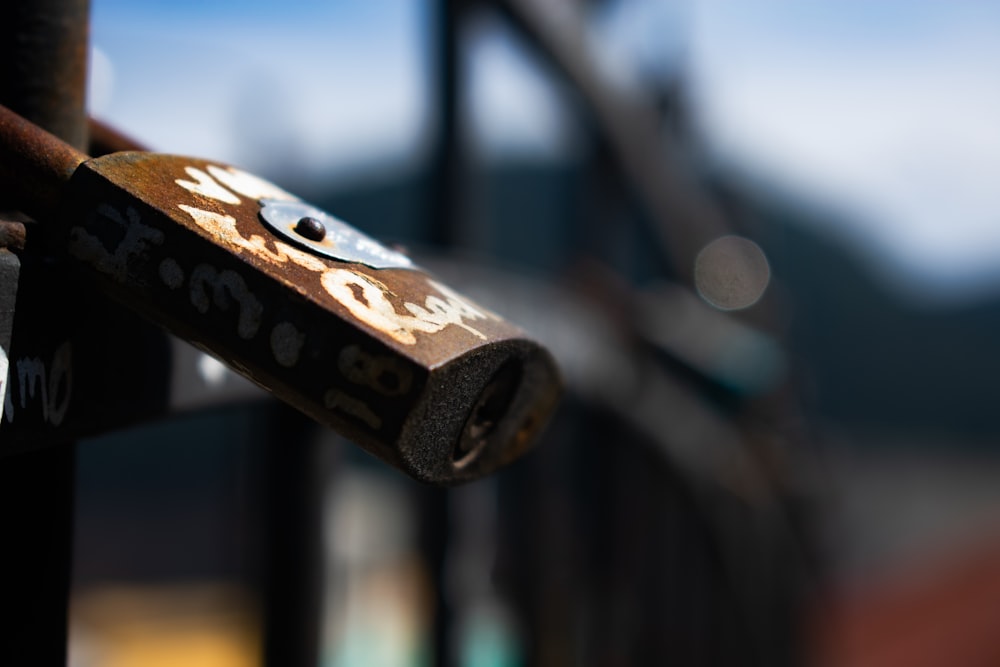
[422, 1, 463, 662]
[0, 243, 20, 417]
[0, 4, 90, 665]
[0, 103, 87, 221]
[419, 484, 453, 667]
[494, 0, 730, 282]
[260, 404, 327, 667]
[0, 444, 75, 665]
[428, 0, 463, 248]
[0, 0, 90, 151]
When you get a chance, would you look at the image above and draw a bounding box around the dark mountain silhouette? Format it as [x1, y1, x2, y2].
[751, 193, 1000, 442]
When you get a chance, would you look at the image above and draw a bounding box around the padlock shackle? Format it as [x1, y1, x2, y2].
[0, 102, 87, 220]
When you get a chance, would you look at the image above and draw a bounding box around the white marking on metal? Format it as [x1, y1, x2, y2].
[69, 205, 164, 282]
[159, 258, 185, 289]
[189, 264, 263, 340]
[324, 389, 382, 430]
[8, 342, 72, 426]
[175, 164, 496, 345]
[2, 371, 10, 423]
[47, 343, 72, 426]
[207, 165, 296, 202]
[270, 322, 305, 368]
[322, 269, 489, 345]
[179, 205, 327, 272]
[176, 166, 241, 205]
[0, 346, 8, 426]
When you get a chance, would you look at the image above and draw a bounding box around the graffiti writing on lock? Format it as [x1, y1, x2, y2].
[1, 341, 73, 427]
[65, 158, 504, 437]
[174, 164, 497, 346]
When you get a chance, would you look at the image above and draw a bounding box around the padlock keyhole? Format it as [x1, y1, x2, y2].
[453, 361, 522, 469]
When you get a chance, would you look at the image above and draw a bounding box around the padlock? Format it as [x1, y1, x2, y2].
[0, 103, 560, 484]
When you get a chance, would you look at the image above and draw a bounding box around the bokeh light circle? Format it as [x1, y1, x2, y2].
[694, 236, 771, 310]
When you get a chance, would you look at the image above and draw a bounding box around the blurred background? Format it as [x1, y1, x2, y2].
[66, 0, 1000, 665]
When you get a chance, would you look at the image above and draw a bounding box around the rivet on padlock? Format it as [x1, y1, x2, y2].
[0, 103, 561, 484]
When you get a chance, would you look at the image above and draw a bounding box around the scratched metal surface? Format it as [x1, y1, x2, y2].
[0, 244, 171, 453]
[53, 153, 560, 483]
[0, 103, 86, 221]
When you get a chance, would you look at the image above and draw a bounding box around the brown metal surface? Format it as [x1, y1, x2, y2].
[0, 0, 90, 150]
[0, 218, 27, 252]
[45, 152, 559, 483]
[0, 103, 86, 219]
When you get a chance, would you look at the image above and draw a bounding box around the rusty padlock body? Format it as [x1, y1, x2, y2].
[0, 106, 560, 484]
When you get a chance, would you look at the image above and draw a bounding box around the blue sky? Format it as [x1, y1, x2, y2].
[689, 1, 1000, 302]
[89, 1, 1000, 303]
[90, 1, 431, 178]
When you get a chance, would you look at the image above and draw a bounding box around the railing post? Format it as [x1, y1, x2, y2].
[0, 1, 89, 663]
